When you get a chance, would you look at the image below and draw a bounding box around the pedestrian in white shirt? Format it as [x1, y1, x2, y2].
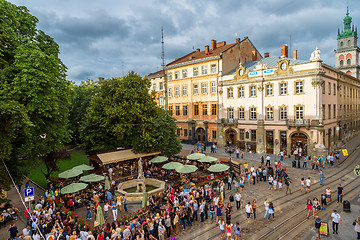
[305, 177, 311, 193]
[244, 202, 252, 223]
[235, 192, 241, 210]
[264, 200, 269, 218]
[331, 209, 341, 235]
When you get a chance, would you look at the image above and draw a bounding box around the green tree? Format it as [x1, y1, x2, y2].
[81, 72, 181, 156]
[0, 0, 71, 188]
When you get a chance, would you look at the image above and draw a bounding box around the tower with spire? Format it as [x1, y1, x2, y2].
[335, 2, 360, 79]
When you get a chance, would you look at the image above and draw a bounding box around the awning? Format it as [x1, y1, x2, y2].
[88, 149, 161, 166]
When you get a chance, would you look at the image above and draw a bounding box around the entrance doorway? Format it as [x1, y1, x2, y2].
[266, 131, 274, 154]
[196, 128, 205, 143]
[226, 129, 237, 146]
[291, 132, 308, 156]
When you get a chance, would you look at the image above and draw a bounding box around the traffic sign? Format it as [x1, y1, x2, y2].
[25, 196, 34, 202]
[342, 149, 348, 156]
[24, 187, 34, 197]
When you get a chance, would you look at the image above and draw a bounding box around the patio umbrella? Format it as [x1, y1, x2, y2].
[208, 164, 230, 173]
[187, 153, 205, 160]
[72, 164, 94, 171]
[151, 156, 168, 163]
[104, 176, 110, 190]
[142, 190, 148, 208]
[58, 169, 83, 179]
[198, 156, 218, 163]
[162, 162, 183, 170]
[79, 174, 105, 182]
[175, 165, 198, 174]
[61, 183, 88, 194]
[96, 205, 105, 226]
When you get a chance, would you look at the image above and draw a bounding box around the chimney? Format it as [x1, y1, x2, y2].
[252, 50, 257, 61]
[216, 41, 226, 48]
[244, 36, 248, 39]
[236, 38, 241, 43]
[281, 45, 288, 58]
[264, 52, 269, 58]
[205, 45, 209, 55]
[196, 48, 200, 52]
[293, 50, 298, 60]
[211, 40, 217, 50]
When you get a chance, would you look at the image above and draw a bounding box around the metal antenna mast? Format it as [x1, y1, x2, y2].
[161, 26, 165, 70]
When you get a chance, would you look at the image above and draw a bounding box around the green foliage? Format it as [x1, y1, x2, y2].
[0, 0, 71, 189]
[81, 71, 181, 156]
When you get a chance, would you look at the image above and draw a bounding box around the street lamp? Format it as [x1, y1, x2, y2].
[225, 147, 235, 172]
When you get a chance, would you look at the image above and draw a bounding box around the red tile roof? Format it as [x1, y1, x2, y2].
[147, 69, 165, 79]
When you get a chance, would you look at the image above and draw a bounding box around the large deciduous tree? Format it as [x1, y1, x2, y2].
[81, 72, 181, 156]
[0, 0, 71, 189]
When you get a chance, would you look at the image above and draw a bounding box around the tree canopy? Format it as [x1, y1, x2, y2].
[81, 72, 181, 156]
[0, 0, 71, 189]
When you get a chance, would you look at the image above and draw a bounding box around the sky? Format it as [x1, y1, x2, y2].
[8, 0, 360, 83]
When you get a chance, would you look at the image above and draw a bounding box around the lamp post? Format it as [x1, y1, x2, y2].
[225, 147, 235, 172]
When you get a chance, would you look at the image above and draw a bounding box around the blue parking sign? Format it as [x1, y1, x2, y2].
[24, 187, 34, 197]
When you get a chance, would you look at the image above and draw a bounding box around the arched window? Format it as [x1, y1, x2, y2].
[340, 41, 343, 46]
[348, 40, 351, 46]
[347, 59, 351, 65]
[340, 60, 344, 66]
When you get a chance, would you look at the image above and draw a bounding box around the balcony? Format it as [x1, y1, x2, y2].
[221, 118, 237, 125]
[286, 119, 311, 128]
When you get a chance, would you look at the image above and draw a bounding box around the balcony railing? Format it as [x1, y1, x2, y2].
[221, 118, 236, 124]
[286, 119, 311, 127]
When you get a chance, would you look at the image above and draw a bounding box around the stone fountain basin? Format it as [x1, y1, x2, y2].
[117, 178, 165, 202]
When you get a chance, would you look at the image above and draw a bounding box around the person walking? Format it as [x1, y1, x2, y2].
[111, 200, 117, 221]
[331, 209, 341, 234]
[227, 176, 232, 190]
[252, 199, 257, 219]
[353, 216, 360, 240]
[225, 203, 232, 223]
[218, 217, 225, 239]
[225, 222, 233, 240]
[209, 202, 215, 223]
[315, 215, 322, 240]
[103, 202, 109, 220]
[305, 177, 311, 193]
[266, 155, 271, 167]
[306, 199, 313, 219]
[285, 178, 292, 195]
[234, 222, 242, 240]
[245, 202, 252, 223]
[313, 197, 320, 218]
[268, 202, 275, 220]
[337, 184, 344, 203]
[319, 170, 324, 186]
[235, 192, 241, 210]
[264, 200, 269, 218]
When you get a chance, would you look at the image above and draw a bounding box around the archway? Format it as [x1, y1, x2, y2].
[225, 129, 237, 146]
[290, 132, 308, 156]
[196, 127, 205, 143]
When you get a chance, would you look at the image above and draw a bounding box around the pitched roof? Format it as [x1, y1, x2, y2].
[225, 56, 309, 75]
[166, 42, 237, 69]
[147, 70, 165, 79]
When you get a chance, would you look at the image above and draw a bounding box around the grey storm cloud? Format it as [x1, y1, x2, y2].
[8, 0, 360, 83]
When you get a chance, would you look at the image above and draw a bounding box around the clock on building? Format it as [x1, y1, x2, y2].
[281, 62, 287, 70]
[239, 69, 244, 76]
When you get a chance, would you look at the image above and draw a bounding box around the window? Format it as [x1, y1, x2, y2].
[227, 88, 233, 98]
[251, 130, 256, 141]
[239, 129, 245, 140]
[279, 106, 288, 120]
[159, 82, 163, 90]
[189, 129, 192, 137]
[295, 105, 304, 119]
[347, 59, 351, 65]
[176, 129, 180, 136]
[266, 84, 273, 96]
[159, 96, 163, 104]
[250, 107, 257, 120]
[348, 40, 351, 46]
[193, 67, 199, 76]
[340, 41, 343, 47]
[202, 83, 207, 94]
[238, 107, 245, 120]
[333, 104, 336, 118]
[193, 84, 198, 94]
[211, 64, 217, 74]
[333, 83, 336, 95]
[175, 86, 179, 96]
[328, 82, 331, 95]
[183, 105, 188, 115]
[265, 107, 274, 120]
[168, 87, 172, 97]
[202, 104, 208, 115]
[328, 104, 331, 119]
[168, 72, 172, 80]
[194, 105, 199, 115]
[322, 82, 325, 94]
[182, 69, 187, 78]
[152, 83, 156, 91]
[211, 82, 216, 93]
[339, 105, 342, 115]
[295, 81, 304, 94]
[182, 85, 187, 96]
[212, 130, 217, 139]
[168, 105, 173, 113]
[184, 129, 188, 137]
[238, 86, 244, 98]
[175, 106, 180, 115]
[211, 104, 217, 115]
[250, 85, 257, 97]
[202, 65, 207, 75]
[227, 108, 234, 119]
[340, 60, 344, 66]
[175, 71, 179, 79]
[322, 104, 325, 119]
[280, 82, 287, 95]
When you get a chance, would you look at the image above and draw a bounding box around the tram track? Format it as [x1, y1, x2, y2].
[184, 143, 360, 240]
